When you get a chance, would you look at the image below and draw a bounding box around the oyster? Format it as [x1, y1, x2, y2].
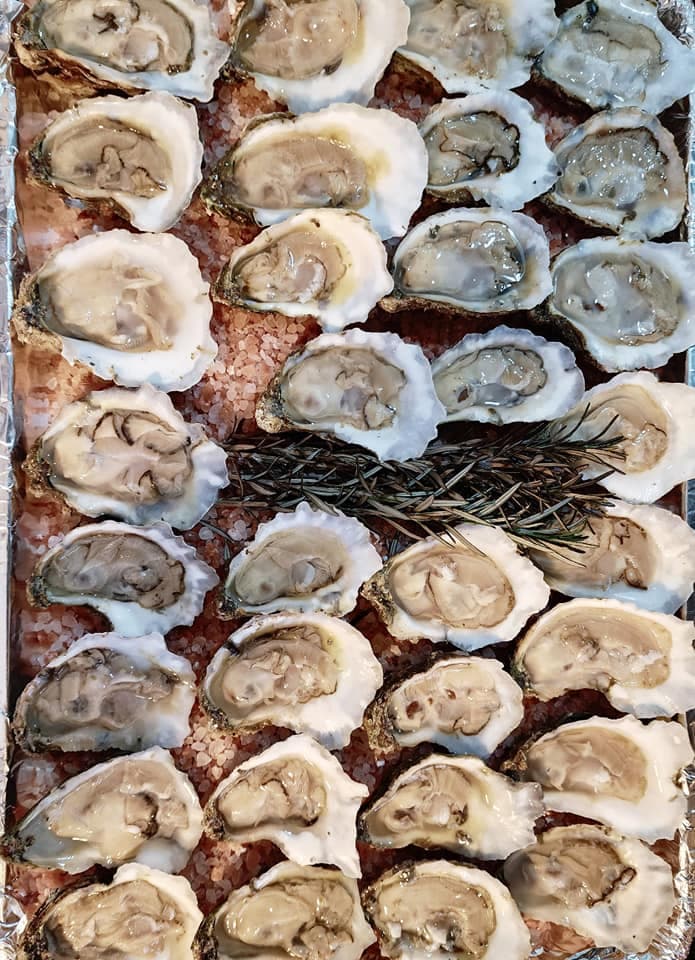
[537, 0, 695, 115]
[28, 520, 219, 636]
[256, 330, 444, 461]
[547, 237, 695, 372]
[13, 230, 216, 391]
[421, 91, 559, 207]
[504, 824, 676, 953]
[431, 326, 584, 424]
[547, 109, 687, 239]
[14, 0, 229, 101]
[5, 746, 203, 874]
[12, 631, 196, 753]
[201, 611, 383, 750]
[26, 384, 228, 529]
[29, 92, 203, 232]
[194, 861, 375, 960]
[398, 0, 559, 95]
[559, 371, 695, 503]
[204, 733, 367, 877]
[221, 501, 381, 618]
[214, 210, 393, 333]
[228, 0, 410, 113]
[385, 208, 552, 315]
[201, 103, 428, 240]
[17, 863, 202, 960]
[513, 598, 695, 718]
[530, 499, 695, 615]
[511, 715, 692, 842]
[359, 754, 543, 859]
[363, 859, 531, 960]
[365, 654, 524, 757]
[362, 523, 549, 650]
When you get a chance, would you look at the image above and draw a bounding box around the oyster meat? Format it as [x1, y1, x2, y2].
[214, 210, 393, 333]
[12, 230, 216, 391]
[12, 631, 196, 753]
[26, 384, 228, 529]
[201, 103, 428, 240]
[5, 746, 203, 874]
[504, 824, 676, 953]
[29, 91, 203, 232]
[194, 861, 375, 960]
[431, 326, 584, 424]
[547, 108, 687, 239]
[201, 611, 383, 750]
[28, 520, 219, 637]
[362, 522, 549, 649]
[205, 733, 367, 877]
[256, 330, 445, 461]
[513, 598, 695, 718]
[359, 754, 543, 859]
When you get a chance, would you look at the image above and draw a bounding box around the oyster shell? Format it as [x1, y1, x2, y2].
[546, 237, 695, 372]
[12, 631, 196, 753]
[214, 210, 393, 333]
[201, 611, 383, 749]
[398, 0, 559, 95]
[363, 859, 531, 960]
[14, 0, 229, 101]
[421, 91, 559, 207]
[204, 733, 367, 877]
[256, 330, 445, 461]
[385, 208, 552, 315]
[513, 598, 695, 718]
[362, 523, 549, 650]
[431, 326, 584, 424]
[201, 103, 428, 240]
[537, 0, 695, 115]
[28, 520, 219, 636]
[29, 91, 203, 232]
[510, 715, 692, 842]
[228, 0, 410, 113]
[503, 824, 676, 953]
[365, 654, 524, 757]
[13, 230, 216, 391]
[546, 108, 687, 239]
[221, 501, 381, 618]
[5, 746, 203, 874]
[359, 754, 543, 859]
[26, 384, 228, 529]
[17, 863, 203, 960]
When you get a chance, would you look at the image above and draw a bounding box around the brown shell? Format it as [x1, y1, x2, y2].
[10, 272, 62, 353]
[192, 911, 220, 960]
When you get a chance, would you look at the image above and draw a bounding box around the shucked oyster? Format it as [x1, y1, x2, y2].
[228, 0, 410, 113]
[26, 384, 228, 529]
[13, 230, 216, 391]
[205, 733, 367, 877]
[202, 103, 428, 240]
[29, 92, 203, 232]
[17, 863, 202, 960]
[14, 0, 229, 101]
[504, 824, 676, 954]
[12, 631, 196, 753]
[214, 210, 393, 333]
[5, 746, 203, 874]
[202, 611, 383, 750]
[363, 859, 531, 960]
[547, 109, 687, 240]
[28, 520, 219, 636]
[195, 861, 375, 960]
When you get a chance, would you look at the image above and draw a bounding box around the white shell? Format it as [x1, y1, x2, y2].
[420, 92, 559, 208]
[206, 733, 368, 877]
[431, 326, 584, 424]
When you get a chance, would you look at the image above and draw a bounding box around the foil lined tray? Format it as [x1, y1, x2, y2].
[0, 0, 694, 958]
